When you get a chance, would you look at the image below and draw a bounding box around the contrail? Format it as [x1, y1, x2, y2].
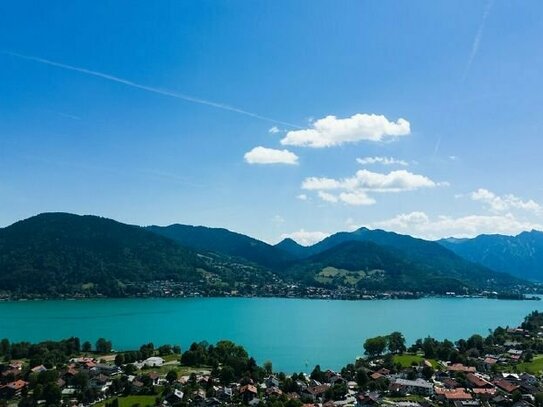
[463, 0, 494, 81]
[3, 51, 301, 128]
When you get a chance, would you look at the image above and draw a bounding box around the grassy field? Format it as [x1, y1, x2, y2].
[513, 355, 543, 374]
[96, 395, 158, 407]
[392, 354, 438, 368]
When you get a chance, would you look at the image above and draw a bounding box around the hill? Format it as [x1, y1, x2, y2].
[0, 213, 531, 297]
[284, 238, 522, 293]
[147, 224, 294, 269]
[274, 238, 308, 259]
[439, 230, 543, 281]
[0, 213, 279, 297]
[0, 213, 210, 296]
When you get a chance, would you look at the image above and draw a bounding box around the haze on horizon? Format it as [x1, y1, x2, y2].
[1, 1, 542, 245]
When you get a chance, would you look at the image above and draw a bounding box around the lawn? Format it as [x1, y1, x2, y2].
[514, 355, 543, 374]
[96, 395, 158, 407]
[392, 354, 438, 368]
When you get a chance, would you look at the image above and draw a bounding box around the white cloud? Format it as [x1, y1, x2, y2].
[280, 113, 410, 148]
[357, 156, 408, 166]
[338, 191, 376, 206]
[297, 194, 308, 201]
[268, 126, 280, 134]
[302, 169, 442, 205]
[244, 146, 299, 165]
[471, 188, 543, 215]
[371, 211, 543, 240]
[280, 229, 330, 246]
[318, 191, 339, 203]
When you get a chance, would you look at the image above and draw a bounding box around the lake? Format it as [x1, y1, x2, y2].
[0, 297, 541, 372]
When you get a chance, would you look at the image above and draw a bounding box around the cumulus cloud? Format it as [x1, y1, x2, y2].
[301, 169, 442, 205]
[371, 211, 543, 240]
[357, 156, 408, 166]
[318, 191, 339, 203]
[280, 113, 410, 148]
[338, 191, 376, 206]
[268, 126, 280, 134]
[280, 229, 330, 246]
[244, 146, 299, 165]
[471, 188, 543, 215]
[297, 194, 308, 201]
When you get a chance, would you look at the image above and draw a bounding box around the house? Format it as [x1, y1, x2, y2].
[265, 375, 280, 388]
[435, 388, 472, 403]
[239, 384, 258, 403]
[164, 389, 184, 405]
[494, 378, 520, 394]
[393, 378, 434, 396]
[447, 364, 476, 374]
[30, 365, 47, 374]
[466, 373, 493, 389]
[453, 401, 480, 407]
[143, 356, 165, 367]
[0, 380, 28, 398]
[216, 386, 233, 401]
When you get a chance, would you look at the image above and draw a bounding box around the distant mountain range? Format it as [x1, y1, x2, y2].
[0, 212, 535, 297]
[147, 224, 294, 269]
[439, 230, 543, 282]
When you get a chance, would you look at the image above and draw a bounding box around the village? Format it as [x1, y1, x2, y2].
[2, 312, 543, 407]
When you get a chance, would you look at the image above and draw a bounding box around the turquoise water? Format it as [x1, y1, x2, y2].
[0, 297, 541, 372]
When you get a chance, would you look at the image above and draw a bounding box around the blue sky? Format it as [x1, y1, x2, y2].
[1, 1, 543, 245]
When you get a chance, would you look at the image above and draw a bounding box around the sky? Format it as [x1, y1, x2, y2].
[1, 1, 543, 245]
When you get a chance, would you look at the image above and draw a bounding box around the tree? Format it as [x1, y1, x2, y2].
[166, 370, 178, 384]
[42, 383, 61, 405]
[355, 369, 369, 387]
[421, 365, 435, 380]
[310, 365, 327, 383]
[263, 360, 273, 375]
[114, 353, 125, 366]
[82, 341, 92, 352]
[0, 339, 10, 357]
[422, 337, 437, 358]
[219, 366, 235, 384]
[388, 332, 406, 354]
[96, 338, 112, 354]
[363, 336, 388, 357]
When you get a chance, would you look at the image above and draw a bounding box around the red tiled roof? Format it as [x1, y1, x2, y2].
[494, 379, 519, 393]
[447, 363, 476, 373]
[6, 380, 28, 390]
[240, 384, 257, 394]
[436, 387, 472, 400]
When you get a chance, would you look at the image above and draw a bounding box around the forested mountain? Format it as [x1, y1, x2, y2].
[147, 224, 294, 269]
[283, 239, 522, 293]
[440, 230, 543, 281]
[0, 213, 280, 297]
[0, 213, 532, 297]
[275, 238, 308, 259]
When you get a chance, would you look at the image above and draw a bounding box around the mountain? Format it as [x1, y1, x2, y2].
[0, 213, 530, 297]
[284, 237, 522, 293]
[439, 230, 543, 281]
[147, 224, 294, 269]
[0, 213, 209, 296]
[274, 238, 307, 259]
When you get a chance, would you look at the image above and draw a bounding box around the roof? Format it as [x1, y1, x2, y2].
[395, 379, 433, 390]
[6, 380, 28, 390]
[466, 373, 493, 388]
[240, 384, 257, 394]
[447, 363, 476, 373]
[436, 388, 472, 400]
[494, 379, 519, 393]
